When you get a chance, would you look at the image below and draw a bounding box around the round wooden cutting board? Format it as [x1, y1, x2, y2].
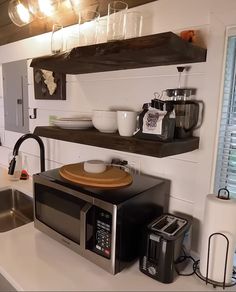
[59, 163, 133, 189]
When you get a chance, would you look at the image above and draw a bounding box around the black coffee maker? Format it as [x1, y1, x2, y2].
[165, 88, 204, 138]
[164, 67, 204, 139]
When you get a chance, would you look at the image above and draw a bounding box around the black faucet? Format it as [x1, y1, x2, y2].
[8, 133, 45, 175]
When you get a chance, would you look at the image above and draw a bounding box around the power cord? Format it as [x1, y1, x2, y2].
[174, 247, 196, 276]
[174, 248, 236, 288]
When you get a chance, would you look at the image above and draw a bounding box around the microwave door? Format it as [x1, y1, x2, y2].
[34, 184, 88, 245]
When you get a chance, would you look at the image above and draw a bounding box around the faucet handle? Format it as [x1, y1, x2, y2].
[8, 156, 16, 175]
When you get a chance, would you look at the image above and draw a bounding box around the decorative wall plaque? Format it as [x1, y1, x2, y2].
[33, 68, 66, 100]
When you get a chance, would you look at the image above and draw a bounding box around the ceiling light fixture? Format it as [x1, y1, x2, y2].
[28, 0, 61, 19]
[8, 0, 35, 27]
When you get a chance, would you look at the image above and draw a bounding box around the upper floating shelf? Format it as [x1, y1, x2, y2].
[30, 32, 207, 74]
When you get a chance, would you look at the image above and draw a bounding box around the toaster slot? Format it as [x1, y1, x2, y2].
[152, 215, 175, 231]
[153, 216, 169, 230]
[151, 215, 187, 237]
[164, 220, 179, 234]
[162, 218, 187, 236]
[148, 234, 160, 262]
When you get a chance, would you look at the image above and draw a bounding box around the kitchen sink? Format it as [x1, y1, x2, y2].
[0, 189, 33, 232]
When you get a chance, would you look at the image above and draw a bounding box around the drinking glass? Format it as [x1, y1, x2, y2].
[78, 10, 100, 46]
[125, 11, 143, 39]
[51, 23, 63, 54]
[107, 1, 128, 41]
[66, 33, 80, 51]
[96, 18, 108, 44]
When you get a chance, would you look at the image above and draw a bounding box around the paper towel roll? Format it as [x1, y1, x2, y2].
[200, 194, 236, 284]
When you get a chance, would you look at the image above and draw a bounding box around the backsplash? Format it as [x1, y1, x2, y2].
[0, 62, 206, 252]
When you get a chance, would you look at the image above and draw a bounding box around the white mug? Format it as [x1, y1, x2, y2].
[117, 111, 138, 137]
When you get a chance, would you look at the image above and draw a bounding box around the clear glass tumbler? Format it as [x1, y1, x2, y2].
[78, 10, 100, 46]
[66, 32, 80, 51]
[107, 1, 128, 41]
[96, 18, 108, 44]
[51, 23, 64, 54]
[125, 11, 143, 39]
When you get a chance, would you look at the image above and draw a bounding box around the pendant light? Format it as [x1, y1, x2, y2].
[28, 0, 61, 19]
[8, 0, 35, 27]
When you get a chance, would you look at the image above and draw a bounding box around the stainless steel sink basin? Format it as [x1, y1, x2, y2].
[0, 189, 33, 232]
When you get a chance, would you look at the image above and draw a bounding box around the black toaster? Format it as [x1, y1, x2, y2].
[139, 213, 191, 283]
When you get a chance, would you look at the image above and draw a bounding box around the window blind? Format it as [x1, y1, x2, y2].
[215, 35, 236, 197]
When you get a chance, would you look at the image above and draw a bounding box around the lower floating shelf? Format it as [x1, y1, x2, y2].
[33, 126, 200, 158]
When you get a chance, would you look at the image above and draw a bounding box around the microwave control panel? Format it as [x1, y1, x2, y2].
[94, 208, 112, 259]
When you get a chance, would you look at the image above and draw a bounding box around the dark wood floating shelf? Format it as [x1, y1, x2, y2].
[30, 32, 207, 74]
[33, 126, 200, 158]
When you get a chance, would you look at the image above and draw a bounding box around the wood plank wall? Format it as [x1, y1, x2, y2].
[0, 0, 156, 46]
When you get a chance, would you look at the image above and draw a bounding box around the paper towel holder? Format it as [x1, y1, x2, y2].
[194, 188, 236, 289]
[195, 187, 235, 289]
[194, 232, 236, 289]
[206, 232, 229, 289]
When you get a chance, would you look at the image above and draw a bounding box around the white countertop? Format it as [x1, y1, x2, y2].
[0, 167, 234, 291]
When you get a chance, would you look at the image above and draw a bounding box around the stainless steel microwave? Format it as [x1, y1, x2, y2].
[33, 168, 169, 274]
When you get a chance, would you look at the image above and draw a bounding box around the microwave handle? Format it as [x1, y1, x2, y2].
[80, 203, 93, 249]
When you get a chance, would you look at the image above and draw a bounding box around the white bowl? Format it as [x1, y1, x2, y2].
[92, 110, 118, 133]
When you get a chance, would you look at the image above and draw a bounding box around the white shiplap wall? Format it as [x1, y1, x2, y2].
[0, 0, 235, 252]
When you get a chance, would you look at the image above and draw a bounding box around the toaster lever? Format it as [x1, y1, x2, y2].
[150, 234, 161, 242]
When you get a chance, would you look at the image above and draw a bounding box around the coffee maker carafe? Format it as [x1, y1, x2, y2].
[164, 67, 204, 139]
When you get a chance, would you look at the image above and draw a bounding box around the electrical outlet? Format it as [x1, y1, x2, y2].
[111, 152, 141, 175]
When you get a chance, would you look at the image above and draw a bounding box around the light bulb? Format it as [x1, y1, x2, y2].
[29, 0, 60, 19]
[16, 3, 31, 23]
[8, 0, 34, 27]
[38, 0, 56, 17]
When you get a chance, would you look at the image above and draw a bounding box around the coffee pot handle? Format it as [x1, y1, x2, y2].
[193, 100, 204, 130]
[180, 100, 204, 132]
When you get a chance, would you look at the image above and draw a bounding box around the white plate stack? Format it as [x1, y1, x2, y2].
[53, 117, 93, 130]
